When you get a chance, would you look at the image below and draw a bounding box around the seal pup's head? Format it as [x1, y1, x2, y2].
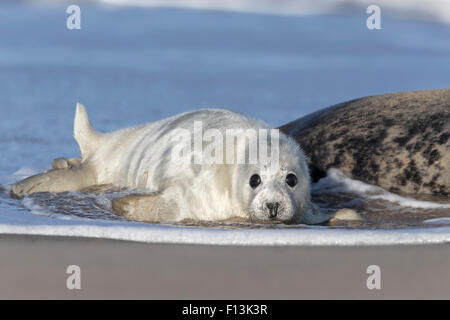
[235, 133, 312, 224]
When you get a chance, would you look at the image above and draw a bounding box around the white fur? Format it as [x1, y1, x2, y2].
[75, 104, 323, 223]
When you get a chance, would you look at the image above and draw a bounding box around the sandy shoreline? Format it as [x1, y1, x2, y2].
[0, 234, 449, 299]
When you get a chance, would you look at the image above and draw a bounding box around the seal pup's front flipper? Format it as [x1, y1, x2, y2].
[52, 158, 81, 169]
[112, 193, 177, 222]
[10, 165, 97, 199]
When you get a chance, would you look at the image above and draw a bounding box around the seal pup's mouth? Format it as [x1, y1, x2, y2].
[248, 209, 295, 225]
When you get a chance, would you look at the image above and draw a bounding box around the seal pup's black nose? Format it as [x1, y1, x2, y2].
[266, 202, 279, 218]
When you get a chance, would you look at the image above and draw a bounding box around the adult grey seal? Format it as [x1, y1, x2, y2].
[280, 89, 450, 196]
[10, 103, 331, 224]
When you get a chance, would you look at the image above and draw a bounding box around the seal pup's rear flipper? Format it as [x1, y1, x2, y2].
[74, 102, 104, 161]
[112, 193, 177, 222]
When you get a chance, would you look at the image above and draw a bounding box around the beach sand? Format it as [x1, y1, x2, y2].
[0, 235, 449, 299]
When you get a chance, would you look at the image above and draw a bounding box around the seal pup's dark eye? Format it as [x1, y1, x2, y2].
[285, 173, 297, 187]
[249, 174, 261, 189]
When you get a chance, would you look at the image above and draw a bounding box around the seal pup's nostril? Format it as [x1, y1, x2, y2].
[266, 202, 279, 218]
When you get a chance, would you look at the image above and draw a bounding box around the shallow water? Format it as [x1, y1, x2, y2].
[1, 173, 450, 245]
[0, 3, 449, 244]
[1, 169, 449, 231]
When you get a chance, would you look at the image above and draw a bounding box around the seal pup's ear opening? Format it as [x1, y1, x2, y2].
[302, 202, 332, 224]
[74, 102, 103, 161]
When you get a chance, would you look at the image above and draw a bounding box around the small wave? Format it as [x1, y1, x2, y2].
[313, 168, 450, 210]
[0, 167, 449, 245]
[97, 0, 450, 24]
[1, 197, 450, 245]
[1, 207, 450, 245]
[13, 166, 47, 179]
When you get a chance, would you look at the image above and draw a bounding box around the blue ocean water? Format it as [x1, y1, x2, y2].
[0, 3, 449, 243]
[1, 3, 450, 174]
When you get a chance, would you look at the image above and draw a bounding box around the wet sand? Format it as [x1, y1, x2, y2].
[0, 235, 449, 299]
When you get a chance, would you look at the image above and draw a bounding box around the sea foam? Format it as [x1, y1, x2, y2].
[1, 167, 449, 246]
[313, 169, 450, 210]
[1, 201, 450, 246]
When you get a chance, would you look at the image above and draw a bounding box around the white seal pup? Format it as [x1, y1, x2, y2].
[10, 103, 331, 224]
